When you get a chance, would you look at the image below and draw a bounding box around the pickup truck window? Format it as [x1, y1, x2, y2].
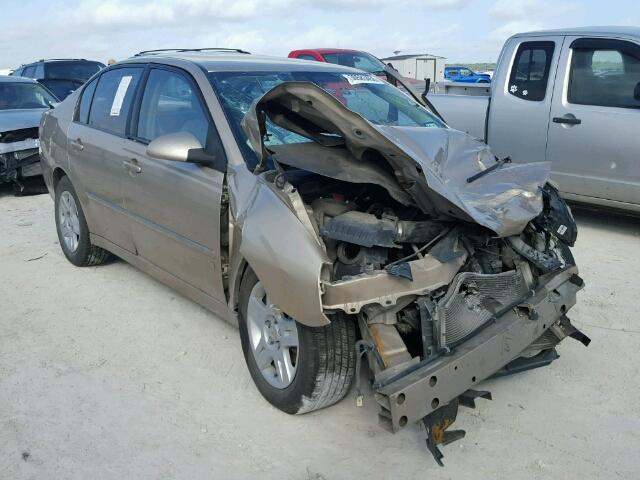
[508, 41, 554, 101]
[568, 38, 640, 110]
[297, 54, 318, 61]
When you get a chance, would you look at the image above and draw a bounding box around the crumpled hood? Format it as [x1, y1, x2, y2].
[0, 109, 46, 133]
[373, 125, 550, 236]
[241, 81, 549, 237]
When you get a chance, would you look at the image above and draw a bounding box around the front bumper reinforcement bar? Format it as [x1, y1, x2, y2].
[373, 266, 583, 439]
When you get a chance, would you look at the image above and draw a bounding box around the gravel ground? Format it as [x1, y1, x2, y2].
[1, 186, 639, 480]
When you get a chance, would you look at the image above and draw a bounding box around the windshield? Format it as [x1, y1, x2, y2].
[208, 70, 445, 165]
[44, 61, 104, 81]
[321, 52, 386, 74]
[0, 82, 58, 110]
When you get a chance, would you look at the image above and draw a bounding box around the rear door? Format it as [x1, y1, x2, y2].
[487, 36, 564, 164]
[121, 66, 226, 301]
[546, 36, 640, 205]
[67, 66, 144, 252]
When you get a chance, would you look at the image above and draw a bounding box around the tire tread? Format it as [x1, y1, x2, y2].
[296, 313, 357, 414]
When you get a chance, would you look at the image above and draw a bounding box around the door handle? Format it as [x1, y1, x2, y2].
[70, 138, 84, 151]
[122, 159, 142, 174]
[553, 115, 581, 125]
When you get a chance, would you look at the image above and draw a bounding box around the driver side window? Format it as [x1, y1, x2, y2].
[568, 39, 640, 109]
[136, 68, 210, 146]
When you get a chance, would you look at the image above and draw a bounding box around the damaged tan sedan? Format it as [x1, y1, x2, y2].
[40, 50, 589, 464]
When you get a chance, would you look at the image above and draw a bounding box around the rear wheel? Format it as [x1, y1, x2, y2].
[55, 176, 110, 267]
[238, 268, 356, 414]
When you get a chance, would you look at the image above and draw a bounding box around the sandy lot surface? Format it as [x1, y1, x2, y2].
[1, 186, 639, 479]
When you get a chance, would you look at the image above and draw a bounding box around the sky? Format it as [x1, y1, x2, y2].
[1, 0, 638, 67]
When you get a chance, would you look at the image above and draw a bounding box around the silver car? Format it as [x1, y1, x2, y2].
[40, 49, 589, 464]
[0, 76, 58, 192]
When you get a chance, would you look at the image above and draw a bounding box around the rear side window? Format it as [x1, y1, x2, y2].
[88, 67, 142, 136]
[34, 63, 45, 79]
[508, 41, 555, 101]
[44, 61, 104, 81]
[77, 77, 98, 124]
[22, 65, 36, 78]
[136, 68, 210, 146]
[568, 38, 640, 109]
[297, 54, 318, 61]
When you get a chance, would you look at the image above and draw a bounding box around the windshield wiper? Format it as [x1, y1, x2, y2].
[466, 156, 511, 183]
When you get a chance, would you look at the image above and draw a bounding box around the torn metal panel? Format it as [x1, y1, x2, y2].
[268, 142, 412, 206]
[237, 175, 332, 327]
[323, 246, 467, 314]
[242, 81, 550, 237]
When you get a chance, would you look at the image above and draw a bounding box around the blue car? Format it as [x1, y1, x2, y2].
[444, 66, 491, 83]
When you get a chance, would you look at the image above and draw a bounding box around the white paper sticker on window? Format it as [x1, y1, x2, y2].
[342, 73, 384, 85]
[110, 76, 133, 116]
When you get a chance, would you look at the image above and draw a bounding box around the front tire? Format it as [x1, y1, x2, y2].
[55, 176, 110, 267]
[238, 268, 356, 414]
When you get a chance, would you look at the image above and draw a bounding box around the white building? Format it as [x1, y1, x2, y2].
[380, 53, 446, 83]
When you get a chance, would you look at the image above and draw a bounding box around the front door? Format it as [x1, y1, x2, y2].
[67, 66, 144, 253]
[546, 36, 640, 205]
[121, 66, 226, 301]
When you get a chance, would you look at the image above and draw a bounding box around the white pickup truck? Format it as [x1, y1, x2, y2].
[428, 27, 640, 213]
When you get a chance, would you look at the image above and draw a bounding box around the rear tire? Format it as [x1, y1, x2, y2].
[238, 268, 356, 414]
[55, 176, 110, 267]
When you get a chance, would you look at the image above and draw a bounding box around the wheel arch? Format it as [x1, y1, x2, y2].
[52, 166, 69, 190]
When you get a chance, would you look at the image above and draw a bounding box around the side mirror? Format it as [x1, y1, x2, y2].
[146, 131, 222, 170]
[634, 82, 640, 101]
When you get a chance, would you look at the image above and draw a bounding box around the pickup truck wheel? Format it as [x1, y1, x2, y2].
[238, 268, 356, 414]
[55, 176, 110, 267]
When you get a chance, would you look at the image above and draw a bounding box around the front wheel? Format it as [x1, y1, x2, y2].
[238, 268, 356, 414]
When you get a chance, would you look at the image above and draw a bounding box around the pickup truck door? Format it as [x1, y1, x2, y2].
[546, 36, 640, 206]
[487, 36, 564, 164]
[121, 66, 227, 302]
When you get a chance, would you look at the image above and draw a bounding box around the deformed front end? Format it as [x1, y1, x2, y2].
[0, 126, 41, 191]
[235, 79, 589, 464]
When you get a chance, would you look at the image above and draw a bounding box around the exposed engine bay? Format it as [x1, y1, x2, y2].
[0, 126, 42, 193]
[236, 80, 590, 465]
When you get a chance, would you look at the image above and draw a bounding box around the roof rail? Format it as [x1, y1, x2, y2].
[134, 48, 250, 57]
[37, 58, 89, 62]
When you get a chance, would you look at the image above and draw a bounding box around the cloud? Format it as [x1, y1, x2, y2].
[488, 20, 543, 43]
[489, 0, 578, 21]
[68, 0, 470, 28]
